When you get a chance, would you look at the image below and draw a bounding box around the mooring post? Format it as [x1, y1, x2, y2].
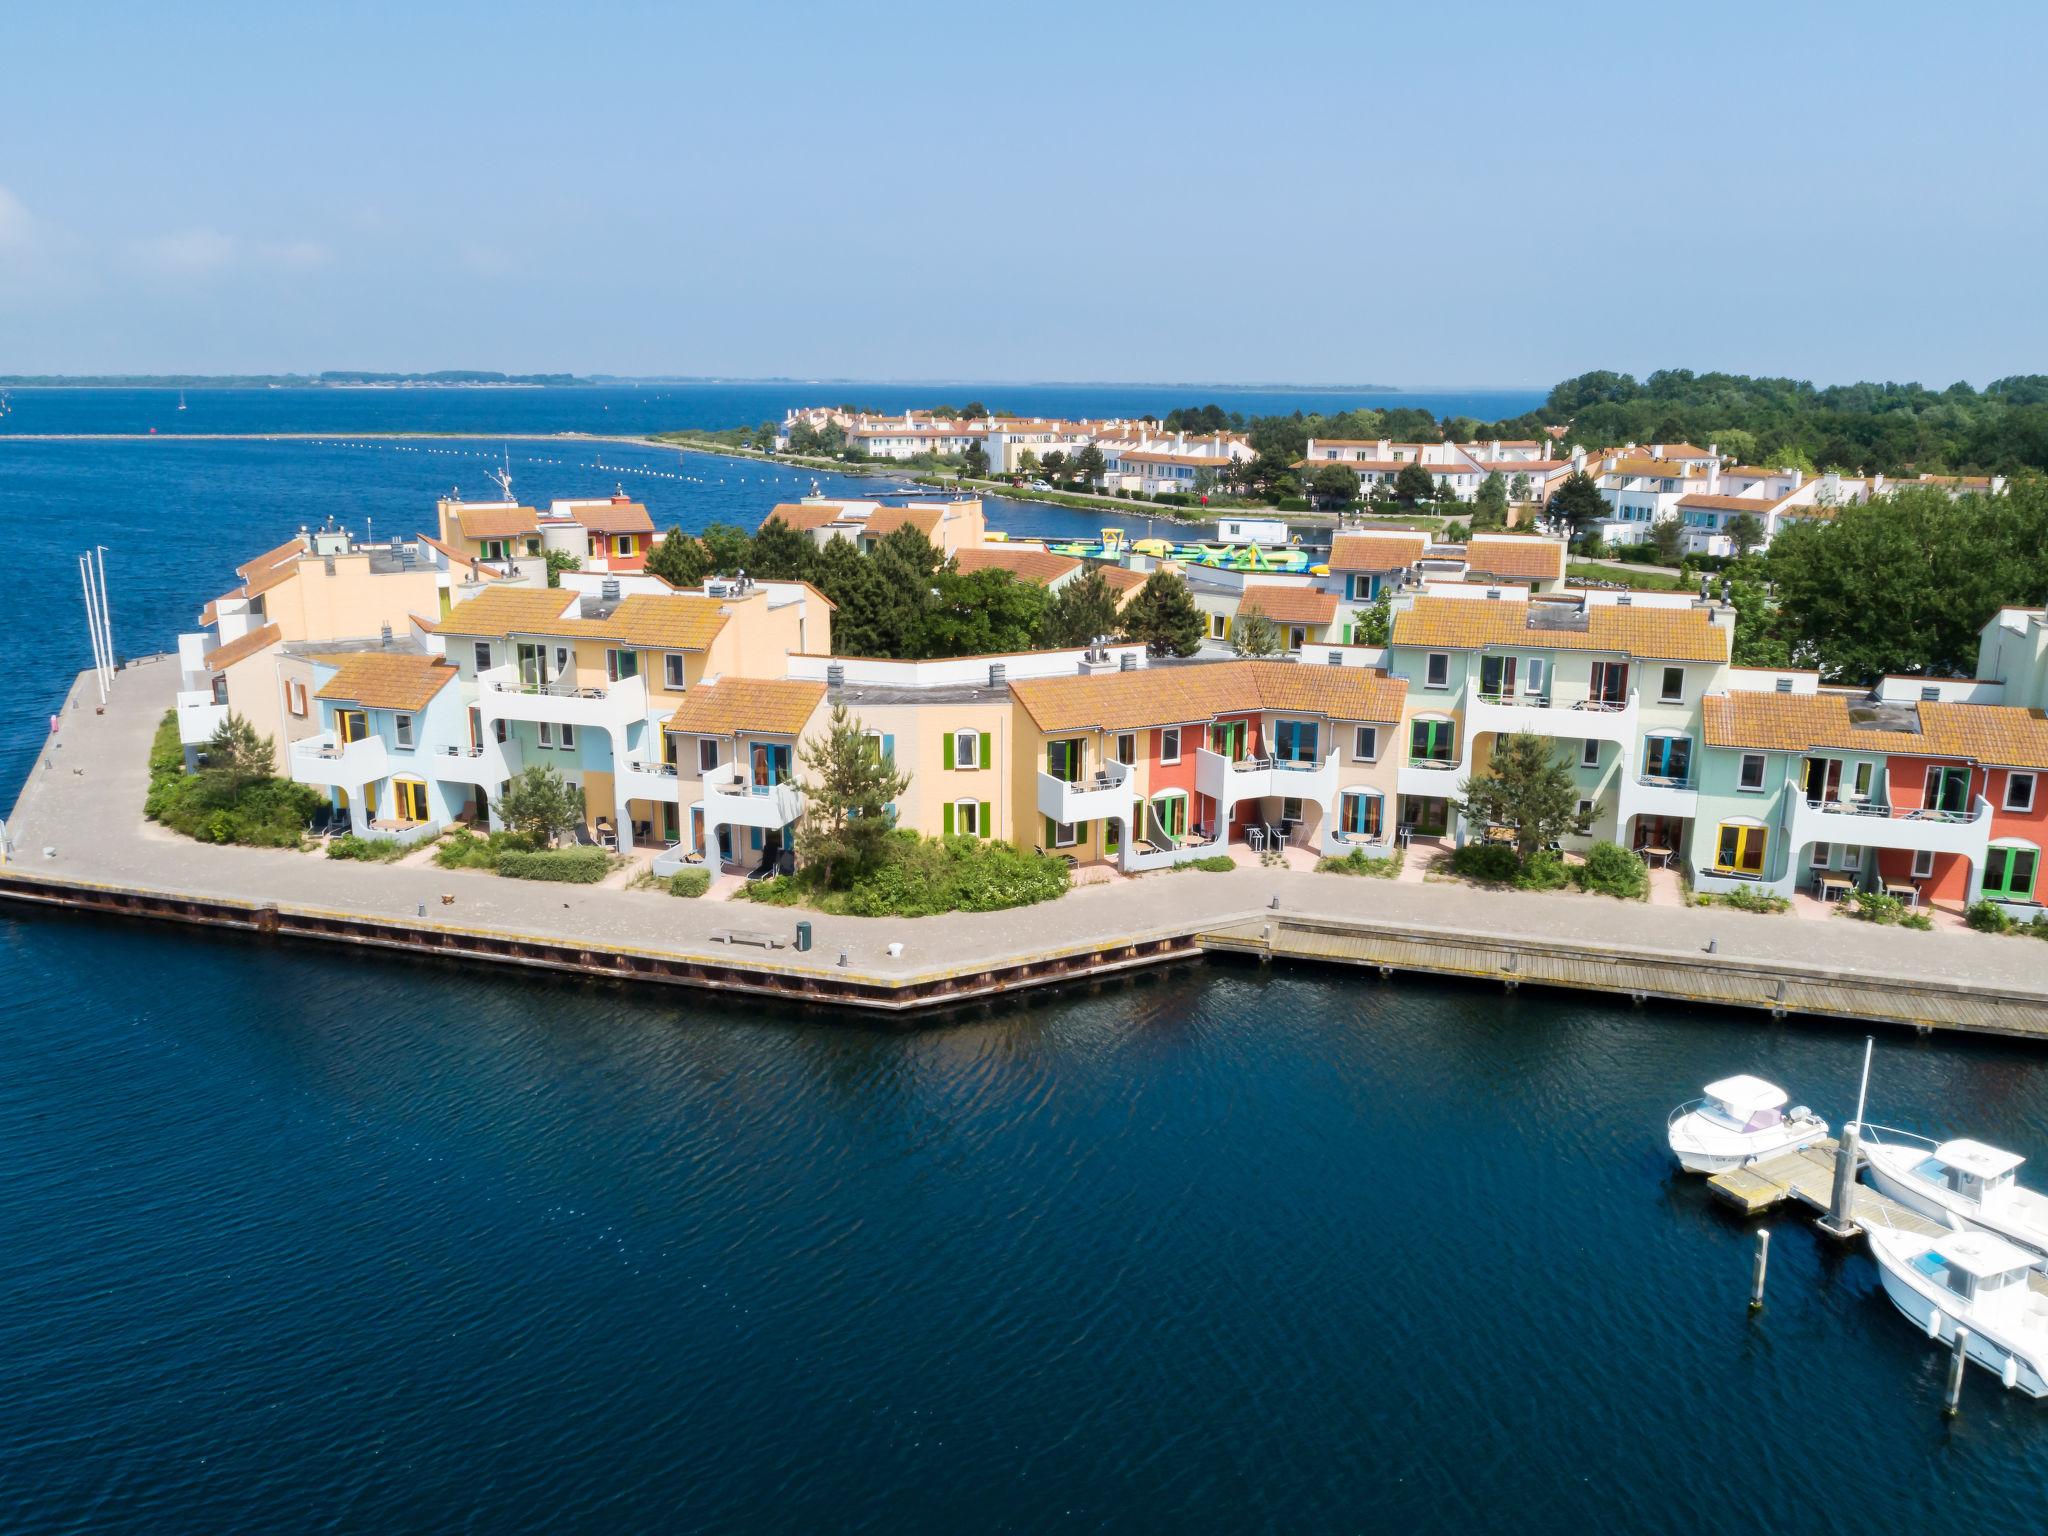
[1749, 1229, 1770, 1311]
[1945, 1326, 1969, 1417]
[1820, 1036, 1875, 1239]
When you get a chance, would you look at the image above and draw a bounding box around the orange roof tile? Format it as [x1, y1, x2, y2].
[235, 538, 305, 582]
[759, 502, 854, 532]
[1238, 583, 1338, 625]
[1463, 535, 1567, 582]
[1677, 493, 1781, 513]
[601, 593, 730, 651]
[203, 623, 281, 670]
[952, 546, 1084, 586]
[1701, 691, 1931, 755]
[315, 651, 460, 712]
[569, 500, 654, 534]
[862, 505, 944, 539]
[1329, 531, 1428, 571]
[1011, 660, 1405, 735]
[1392, 595, 1729, 663]
[666, 678, 826, 737]
[434, 585, 581, 637]
[451, 505, 541, 541]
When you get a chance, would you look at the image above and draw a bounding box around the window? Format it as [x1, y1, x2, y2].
[1410, 717, 1454, 762]
[394, 779, 429, 823]
[1739, 753, 1767, 791]
[1644, 734, 1692, 783]
[1589, 660, 1629, 706]
[1842, 845, 1862, 872]
[664, 652, 687, 690]
[1577, 798, 1594, 822]
[698, 738, 719, 773]
[1281, 796, 1304, 824]
[559, 724, 576, 750]
[538, 721, 554, 748]
[1287, 626, 1306, 652]
[395, 713, 414, 748]
[1580, 739, 1600, 769]
[1160, 727, 1181, 764]
[1715, 822, 1769, 875]
[1354, 726, 1379, 762]
[1853, 761, 1874, 798]
[614, 535, 634, 558]
[950, 799, 982, 837]
[1053, 821, 1078, 849]
[1340, 790, 1383, 839]
[1047, 738, 1084, 783]
[1912, 850, 1936, 879]
[288, 681, 308, 717]
[473, 641, 492, 672]
[1660, 666, 1684, 704]
[1116, 733, 1136, 766]
[606, 648, 638, 682]
[1524, 658, 1546, 694]
[1985, 844, 2039, 902]
[952, 729, 981, 770]
[2007, 773, 2037, 813]
[1425, 653, 1450, 690]
[1209, 612, 1228, 640]
[1924, 766, 1971, 816]
[1810, 842, 1831, 868]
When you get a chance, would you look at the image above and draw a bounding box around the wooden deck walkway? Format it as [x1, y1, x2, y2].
[1706, 1137, 1948, 1236]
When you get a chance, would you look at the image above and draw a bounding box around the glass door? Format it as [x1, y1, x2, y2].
[1274, 719, 1318, 764]
[1716, 823, 1768, 875]
[1209, 721, 1247, 760]
[1589, 661, 1629, 706]
[1479, 655, 1517, 701]
[336, 709, 366, 745]
[1047, 738, 1084, 783]
[1644, 735, 1692, 783]
[1341, 791, 1382, 838]
[1984, 846, 2038, 902]
[516, 642, 549, 689]
[1924, 766, 1971, 816]
[1409, 718, 1453, 762]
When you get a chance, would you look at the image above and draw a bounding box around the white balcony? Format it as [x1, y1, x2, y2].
[290, 731, 390, 788]
[175, 689, 229, 747]
[1788, 792, 1993, 859]
[619, 757, 685, 803]
[1466, 686, 1639, 752]
[477, 664, 646, 732]
[1195, 748, 1337, 811]
[433, 735, 520, 787]
[701, 767, 804, 830]
[1037, 758, 1134, 825]
[1620, 774, 1699, 822]
[1397, 758, 1463, 799]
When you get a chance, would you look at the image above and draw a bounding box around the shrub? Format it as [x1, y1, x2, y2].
[433, 829, 538, 870]
[1573, 841, 1647, 900]
[143, 713, 321, 847]
[667, 868, 711, 898]
[735, 875, 804, 906]
[1275, 497, 1310, 512]
[496, 847, 610, 884]
[1900, 912, 1934, 930]
[2027, 916, 2048, 942]
[1849, 890, 1906, 925]
[1317, 846, 1401, 878]
[1516, 848, 1571, 890]
[1450, 843, 1520, 883]
[1966, 899, 2013, 934]
[1708, 885, 1791, 914]
[1189, 854, 1237, 872]
[326, 834, 411, 862]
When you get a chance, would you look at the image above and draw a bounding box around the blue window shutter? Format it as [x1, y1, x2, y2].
[750, 827, 762, 850]
[882, 733, 895, 763]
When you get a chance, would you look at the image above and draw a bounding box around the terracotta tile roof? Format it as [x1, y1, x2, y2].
[1011, 660, 1405, 735]
[1391, 595, 1729, 663]
[1659, 443, 1714, 458]
[1329, 531, 1428, 571]
[666, 678, 826, 738]
[1602, 457, 1697, 479]
[236, 538, 305, 582]
[1677, 493, 1780, 513]
[862, 505, 944, 538]
[203, 623, 281, 670]
[1919, 702, 2048, 770]
[1724, 466, 1801, 480]
[601, 593, 731, 650]
[1119, 449, 1235, 466]
[434, 585, 581, 637]
[1463, 535, 1567, 581]
[1701, 691, 1930, 755]
[413, 531, 497, 575]
[569, 499, 654, 534]
[316, 651, 460, 712]
[1099, 566, 1147, 592]
[1238, 583, 1339, 625]
[952, 546, 1084, 586]
[759, 501, 855, 532]
[451, 505, 540, 541]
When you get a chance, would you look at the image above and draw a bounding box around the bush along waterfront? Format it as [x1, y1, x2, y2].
[144, 709, 320, 848]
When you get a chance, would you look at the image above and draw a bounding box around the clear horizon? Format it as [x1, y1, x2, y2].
[4, 1, 2042, 384]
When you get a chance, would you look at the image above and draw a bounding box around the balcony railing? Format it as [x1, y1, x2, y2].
[1038, 758, 1133, 824]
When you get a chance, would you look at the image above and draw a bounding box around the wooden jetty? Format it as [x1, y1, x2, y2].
[1706, 1136, 1947, 1236]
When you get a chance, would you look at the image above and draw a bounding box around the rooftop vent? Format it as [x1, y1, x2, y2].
[380, 622, 394, 643]
[1617, 594, 1633, 606]
[1119, 653, 1137, 672]
[1775, 678, 1794, 693]
[826, 663, 845, 688]
[600, 577, 621, 601]
[1486, 588, 1502, 600]
[989, 662, 1007, 687]
[1920, 685, 1941, 702]
[1327, 651, 1343, 665]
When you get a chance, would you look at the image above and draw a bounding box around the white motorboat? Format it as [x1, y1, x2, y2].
[1667, 1075, 1829, 1174]
[1862, 1130, 2048, 1260]
[1869, 1226, 2048, 1397]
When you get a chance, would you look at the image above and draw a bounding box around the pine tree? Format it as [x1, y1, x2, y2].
[204, 711, 275, 785]
[1038, 566, 1120, 648]
[1548, 470, 1607, 546]
[810, 536, 889, 655]
[497, 764, 585, 846]
[798, 703, 910, 890]
[700, 523, 751, 574]
[1473, 472, 1509, 529]
[646, 526, 710, 589]
[1122, 569, 1205, 657]
[748, 516, 817, 581]
[1458, 731, 1584, 862]
[1073, 444, 1108, 487]
[1231, 605, 1282, 657]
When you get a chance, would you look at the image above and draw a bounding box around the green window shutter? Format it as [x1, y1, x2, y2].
[980, 800, 992, 838]
[942, 732, 955, 769]
[980, 731, 993, 770]
[1044, 816, 1055, 848]
[943, 802, 955, 836]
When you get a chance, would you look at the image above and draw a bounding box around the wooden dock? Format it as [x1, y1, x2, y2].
[1706, 1137, 1948, 1236]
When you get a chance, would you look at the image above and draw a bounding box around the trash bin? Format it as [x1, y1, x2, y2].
[794, 920, 812, 953]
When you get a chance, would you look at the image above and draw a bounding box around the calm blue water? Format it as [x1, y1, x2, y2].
[5, 402, 2046, 1532]
[0, 383, 1546, 439]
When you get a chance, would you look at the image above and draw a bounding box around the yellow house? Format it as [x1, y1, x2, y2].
[437, 500, 543, 563]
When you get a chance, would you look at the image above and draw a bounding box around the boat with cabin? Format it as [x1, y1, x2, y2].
[1869, 1226, 2048, 1396]
[1667, 1075, 1829, 1174]
[1861, 1131, 2048, 1260]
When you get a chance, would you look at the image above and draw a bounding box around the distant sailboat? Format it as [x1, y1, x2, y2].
[176, 390, 187, 411]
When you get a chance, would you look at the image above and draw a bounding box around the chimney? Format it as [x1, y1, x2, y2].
[1119, 652, 1137, 671]
[988, 662, 1007, 687]
[601, 577, 621, 601]
[826, 663, 845, 688]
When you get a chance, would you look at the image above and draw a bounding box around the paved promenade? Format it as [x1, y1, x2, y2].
[8, 660, 2048, 999]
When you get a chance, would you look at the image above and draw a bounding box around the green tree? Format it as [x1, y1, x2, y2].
[786, 420, 821, 455]
[1017, 449, 1040, 477]
[1231, 605, 1283, 657]
[1310, 463, 1359, 508]
[1508, 471, 1533, 504]
[1727, 512, 1767, 557]
[747, 516, 817, 580]
[865, 524, 946, 657]
[798, 702, 910, 891]
[919, 567, 1049, 656]
[1041, 449, 1068, 482]
[750, 422, 777, 452]
[1459, 731, 1585, 862]
[960, 442, 990, 479]
[1039, 566, 1121, 648]
[544, 549, 581, 587]
[1121, 569, 1205, 657]
[646, 526, 710, 589]
[1192, 467, 1218, 498]
[700, 522, 751, 575]
[497, 764, 585, 847]
[204, 711, 275, 785]
[1473, 471, 1509, 530]
[1243, 449, 1299, 500]
[1548, 470, 1607, 546]
[1073, 444, 1108, 487]
[1352, 591, 1393, 646]
[1649, 515, 1687, 566]
[810, 536, 889, 654]
[1392, 462, 1436, 503]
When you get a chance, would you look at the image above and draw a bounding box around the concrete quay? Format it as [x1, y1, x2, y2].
[6, 660, 2048, 1027]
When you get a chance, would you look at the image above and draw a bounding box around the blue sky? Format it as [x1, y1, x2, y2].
[3, 0, 2043, 386]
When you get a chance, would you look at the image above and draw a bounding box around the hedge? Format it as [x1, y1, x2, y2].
[497, 847, 611, 883]
[667, 869, 711, 898]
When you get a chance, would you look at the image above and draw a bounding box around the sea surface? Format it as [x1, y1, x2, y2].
[5, 398, 2047, 1532]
